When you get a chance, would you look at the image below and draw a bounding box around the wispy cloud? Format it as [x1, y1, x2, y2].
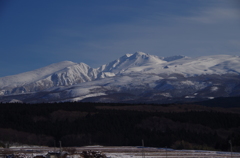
[0, 0, 239, 77]
[32, 0, 240, 67]
[229, 40, 240, 49]
[184, 7, 239, 24]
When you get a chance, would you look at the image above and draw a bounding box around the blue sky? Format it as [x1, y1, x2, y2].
[0, 0, 240, 77]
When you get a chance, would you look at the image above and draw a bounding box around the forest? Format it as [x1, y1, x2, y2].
[0, 97, 240, 152]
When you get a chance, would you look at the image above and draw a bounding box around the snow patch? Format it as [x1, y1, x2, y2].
[185, 96, 195, 99]
[159, 93, 172, 97]
[211, 86, 219, 92]
[208, 97, 215, 99]
[0, 90, 5, 95]
[9, 99, 23, 103]
[103, 72, 115, 77]
[162, 55, 188, 62]
[65, 93, 107, 102]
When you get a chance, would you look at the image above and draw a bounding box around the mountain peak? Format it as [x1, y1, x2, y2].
[119, 52, 147, 60]
[134, 51, 147, 56]
[125, 54, 133, 57]
[78, 62, 90, 68]
[98, 52, 166, 73]
[0, 61, 77, 89]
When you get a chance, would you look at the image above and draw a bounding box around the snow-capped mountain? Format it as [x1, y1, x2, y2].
[0, 52, 240, 103]
[98, 52, 166, 74]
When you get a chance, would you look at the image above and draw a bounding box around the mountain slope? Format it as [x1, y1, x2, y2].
[99, 52, 240, 77]
[50, 62, 99, 86]
[161, 55, 188, 62]
[0, 62, 101, 95]
[114, 54, 240, 76]
[98, 52, 166, 74]
[0, 61, 76, 89]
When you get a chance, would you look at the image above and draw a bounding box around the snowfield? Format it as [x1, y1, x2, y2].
[1, 146, 240, 158]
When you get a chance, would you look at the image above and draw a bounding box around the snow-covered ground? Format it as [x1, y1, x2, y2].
[2, 146, 240, 158]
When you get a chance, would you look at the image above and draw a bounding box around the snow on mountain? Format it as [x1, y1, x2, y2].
[50, 62, 99, 86]
[98, 52, 166, 74]
[98, 52, 240, 77]
[165, 55, 240, 76]
[119, 54, 240, 76]
[2, 71, 239, 103]
[0, 52, 240, 103]
[0, 61, 76, 89]
[161, 55, 188, 62]
[0, 61, 102, 95]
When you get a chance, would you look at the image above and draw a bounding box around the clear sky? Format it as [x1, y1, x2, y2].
[0, 0, 240, 77]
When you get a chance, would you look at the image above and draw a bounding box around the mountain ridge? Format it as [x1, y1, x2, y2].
[0, 52, 240, 103]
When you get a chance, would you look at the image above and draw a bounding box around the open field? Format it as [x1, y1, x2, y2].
[1, 146, 240, 158]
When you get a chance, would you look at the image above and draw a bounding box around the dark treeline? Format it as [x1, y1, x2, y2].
[0, 102, 240, 152]
[197, 96, 240, 108]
